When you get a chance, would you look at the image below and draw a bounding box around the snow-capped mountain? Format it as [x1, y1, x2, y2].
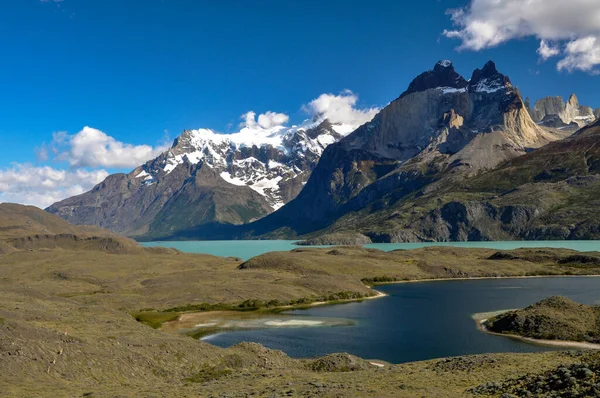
[136, 118, 350, 210]
[46, 115, 367, 238]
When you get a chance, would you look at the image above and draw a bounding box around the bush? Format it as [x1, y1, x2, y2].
[184, 364, 232, 383]
[132, 311, 180, 329]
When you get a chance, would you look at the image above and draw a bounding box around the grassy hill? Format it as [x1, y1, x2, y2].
[485, 296, 600, 343]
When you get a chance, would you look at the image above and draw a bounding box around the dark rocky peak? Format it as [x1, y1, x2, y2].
[469, 61, 512, 93]
[305, 119, 342, 140]
[172, 129, 194, 148]
[400, 60, 468, 98]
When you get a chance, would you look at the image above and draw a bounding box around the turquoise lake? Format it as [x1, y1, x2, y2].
[141, 239, 600, 260]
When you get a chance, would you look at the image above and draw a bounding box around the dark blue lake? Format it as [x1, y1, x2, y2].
[203, 277, 600, 364]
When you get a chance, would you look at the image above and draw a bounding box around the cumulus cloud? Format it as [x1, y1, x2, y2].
[557, 36, 600, 73]
[1, 92, 379, 209]
[537, 40, 560, 60]
[443, 0, 600, 73]
[303, 90, 379, 127]
[0, 164, 108, 209]
[240, 111, 290, 130]
[57, 126, 169, 168]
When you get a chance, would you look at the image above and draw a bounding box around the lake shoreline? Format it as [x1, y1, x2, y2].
[161, 289, 388, 339]
[370, 274, 600, 286]
[474, 311, 600, 351]
[141, 239, 600, 261]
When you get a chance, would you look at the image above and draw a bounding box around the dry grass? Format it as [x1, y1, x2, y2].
[2, 215, 600, 396]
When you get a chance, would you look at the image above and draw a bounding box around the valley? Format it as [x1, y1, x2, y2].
[3, 204, 600, 396]
[5, 2, 600, 396]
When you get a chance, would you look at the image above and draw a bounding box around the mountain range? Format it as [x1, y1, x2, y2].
[47, 116, 359, 238]
[47, 60, 600, 242]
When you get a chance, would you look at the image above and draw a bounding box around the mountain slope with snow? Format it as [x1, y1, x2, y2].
[229, 60, 577, 241]
[46, 97, 377, 238]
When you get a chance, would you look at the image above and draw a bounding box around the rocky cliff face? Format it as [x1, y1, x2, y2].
[240, 61, 571, 239]
[323, 120, 600, 243]
[530, 94, 596, 128]
[47, 117, 361, 238]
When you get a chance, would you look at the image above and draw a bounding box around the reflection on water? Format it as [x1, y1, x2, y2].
[161, 310, 354, 338]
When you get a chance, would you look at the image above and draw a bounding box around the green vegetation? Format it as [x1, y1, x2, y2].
[132, 311, 180, 329]
[184, 363, 233, 383]
[133, 291, 374, 330]
[362, 275, 402, 284]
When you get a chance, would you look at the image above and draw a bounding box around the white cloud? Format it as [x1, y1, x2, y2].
[240, 111, 290, 129]
[303, 90, 379, 127]
[258, 111, 289, 129]
[443, 0, 600, 73]
[537, 40, 560, 60]
[557, 36, 600, 73]
[0, 164, 108, 209]
[237, 91, 378, 133]
[1, 91, 380, 209]
[58, 126, 169, 168]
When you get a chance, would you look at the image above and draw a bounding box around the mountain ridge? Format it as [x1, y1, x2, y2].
[46, 115, 367, 237]
[47, 60, 599, 242]
[213, 60, 577, 241]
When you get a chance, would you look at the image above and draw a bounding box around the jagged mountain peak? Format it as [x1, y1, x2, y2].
[469, 60, 512, 93]
[400, 60, 468, 99]
[47, 111, 369, 238]
[137, 117, 359, 209]
[236, 61, 582, 242]
[530, 92, 596, 128]
[473, 60, 499, 78]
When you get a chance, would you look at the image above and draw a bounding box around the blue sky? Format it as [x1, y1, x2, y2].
[1, 0, 599, 207]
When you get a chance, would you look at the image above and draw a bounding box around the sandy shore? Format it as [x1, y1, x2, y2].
[161, 291, 387, 335]
[474, 311, 600, 350]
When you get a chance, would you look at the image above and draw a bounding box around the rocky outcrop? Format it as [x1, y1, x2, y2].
[530, 94, 596, 127]
[530, 96, 565, 122]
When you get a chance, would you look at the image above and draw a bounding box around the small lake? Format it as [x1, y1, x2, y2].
[202, 277, 600, 364]
[141, 240, 600, 260]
